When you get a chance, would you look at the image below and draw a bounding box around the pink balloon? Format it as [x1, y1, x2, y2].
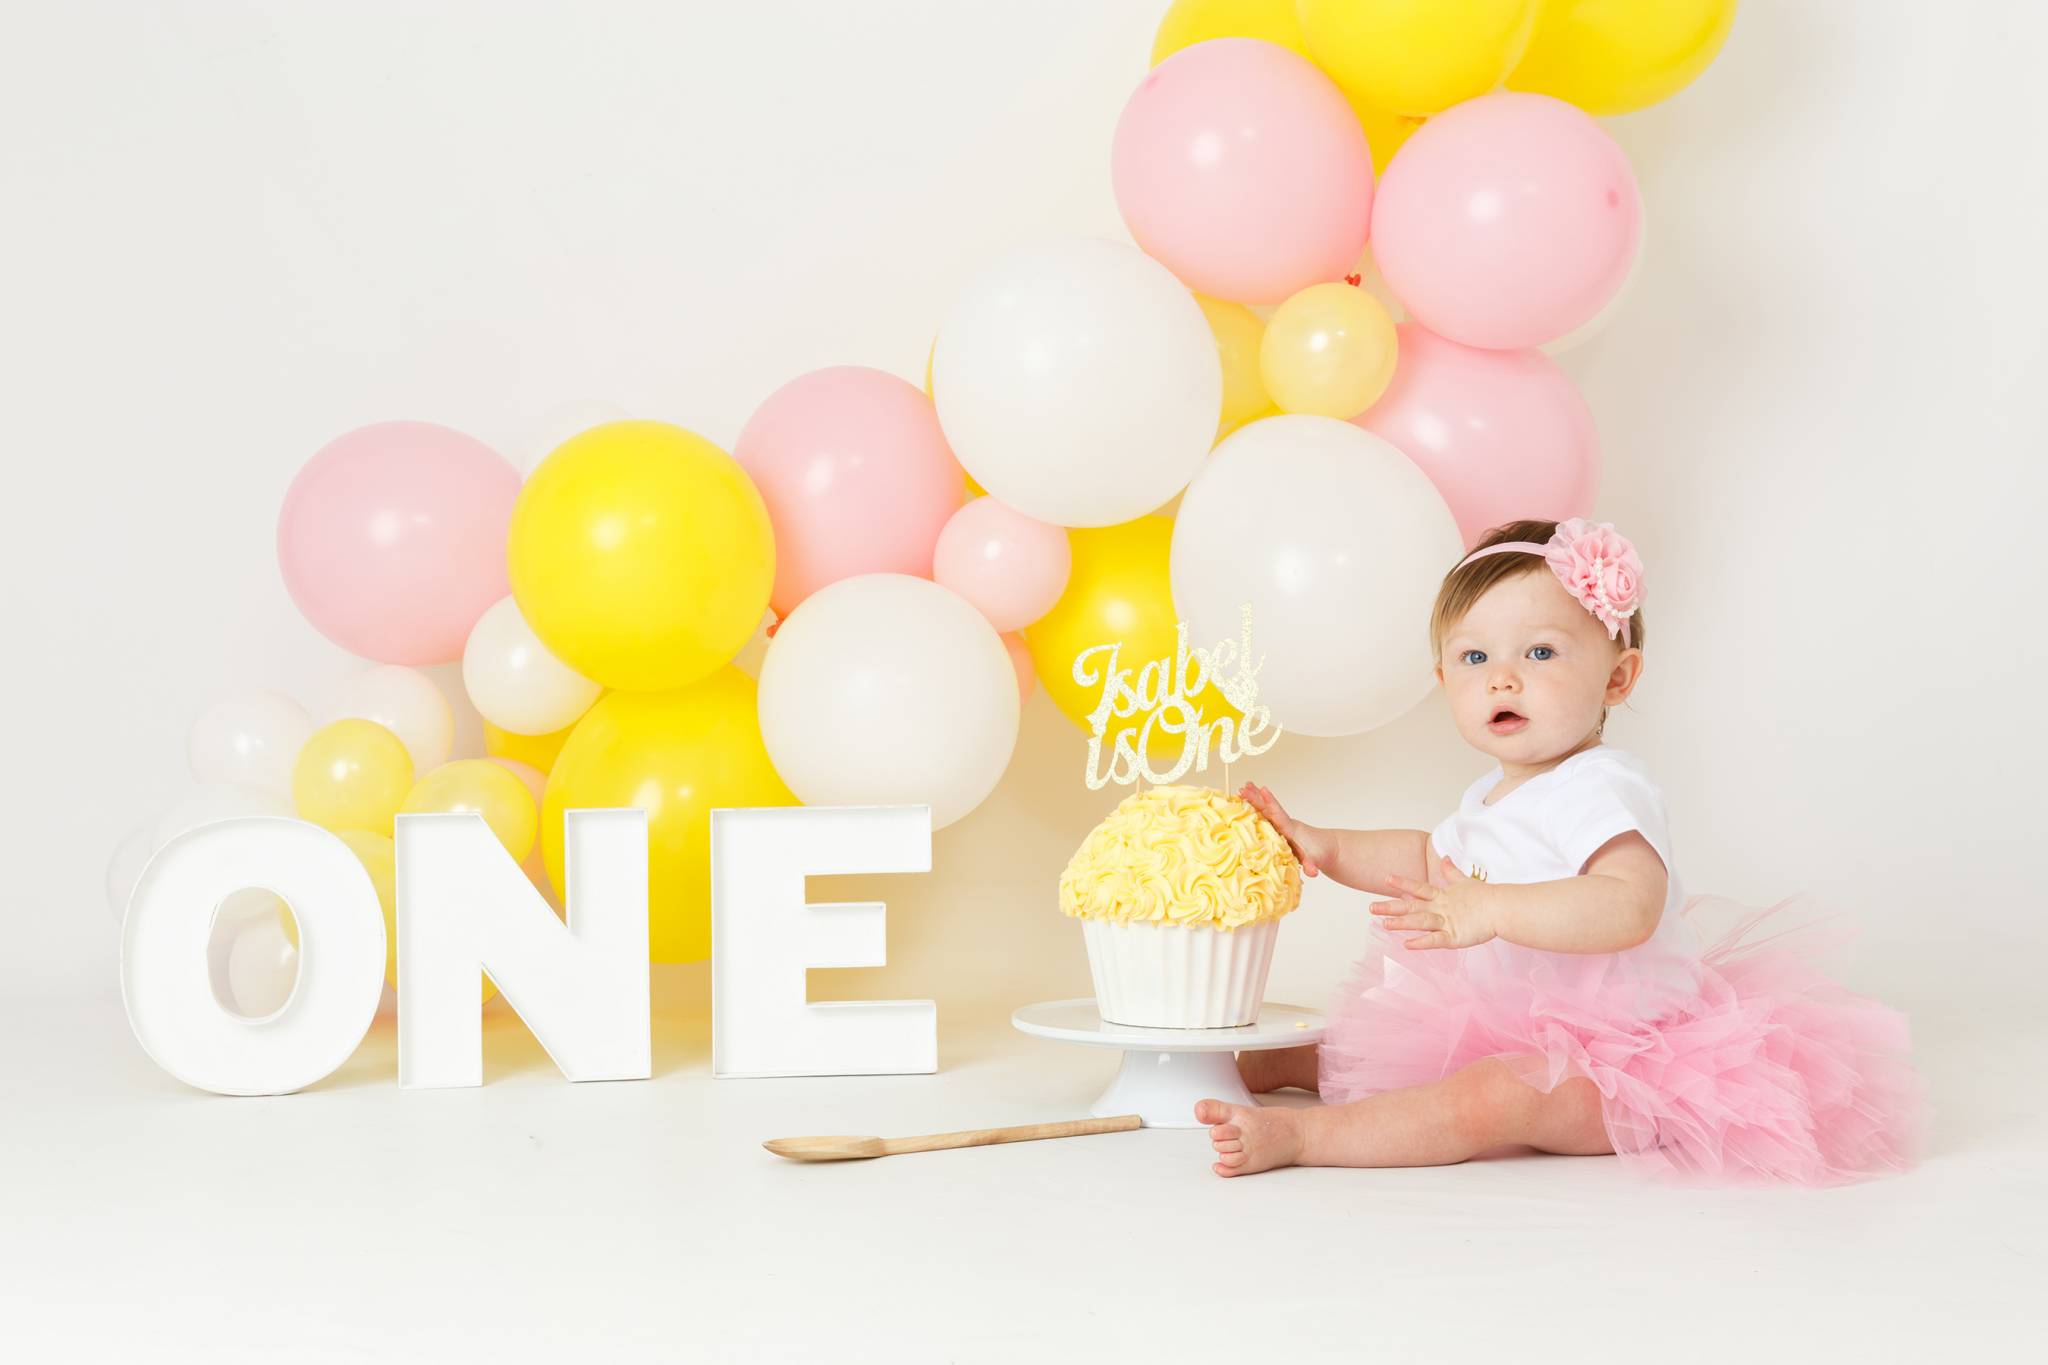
[1356, 325, 1598, 548]
[277, 421, 520, 664]
[1001, 633, 1036, 707]
[735, 366, 965, 618]
[1372, 93, 1641, 350]
[932, 497, 1072, 633]
[1112, 38, 1373, 304]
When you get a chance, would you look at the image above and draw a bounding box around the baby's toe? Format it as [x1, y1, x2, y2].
[1212, 1137, 1243, 1154]
[1193, 1099, 1236, 1125]
[1208, 1123, 1240, 1143]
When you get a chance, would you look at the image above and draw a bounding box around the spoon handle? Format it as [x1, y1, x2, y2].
[879, 1113, 1143, 1156]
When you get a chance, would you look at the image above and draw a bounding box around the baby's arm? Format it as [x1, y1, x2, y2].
[1318, 827, 1434, 899]
[1478, 832, 1668, 953]
[1237, 784, 1430, 897]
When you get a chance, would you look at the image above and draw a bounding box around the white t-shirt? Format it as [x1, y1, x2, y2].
[1427, 745, 1702, 974]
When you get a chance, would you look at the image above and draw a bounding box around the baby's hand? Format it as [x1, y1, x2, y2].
[1370, 857, 1498, 950]
[1237, 782, 1325, 877]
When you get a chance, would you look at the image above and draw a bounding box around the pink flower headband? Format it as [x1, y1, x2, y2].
[1456, 518, 1644, 648]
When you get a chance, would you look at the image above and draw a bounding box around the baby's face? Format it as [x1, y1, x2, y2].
[1436, 570, 1640, 765]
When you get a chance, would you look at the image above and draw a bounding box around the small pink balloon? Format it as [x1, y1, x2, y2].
[1356, 324, 1598, 548]
[1112, 38, 1373, 304]
[1001, 633, 1036, 707]
[277, 421, 520, 664]
[932, 497, 1073, 633]
[1372, 92, 1641, 350]
[735, 366, 965, 618]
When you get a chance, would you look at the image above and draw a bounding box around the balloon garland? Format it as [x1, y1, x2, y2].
[123, 1, 1737, 1003]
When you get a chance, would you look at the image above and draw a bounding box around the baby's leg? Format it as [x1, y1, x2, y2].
[1237, 1043, 1319, 1094]
[1199, 1056, 1612, 1176]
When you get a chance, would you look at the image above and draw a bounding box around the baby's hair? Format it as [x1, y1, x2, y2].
[1427, 518, 1649, 661]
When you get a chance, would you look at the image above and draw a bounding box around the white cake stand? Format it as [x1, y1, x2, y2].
[1011, 998, 1326, 1129]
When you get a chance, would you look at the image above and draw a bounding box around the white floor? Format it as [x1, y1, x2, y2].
[4, 968, 2041, 1363]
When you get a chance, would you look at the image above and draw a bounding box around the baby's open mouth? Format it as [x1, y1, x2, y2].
[1487, 708, 1528, 734]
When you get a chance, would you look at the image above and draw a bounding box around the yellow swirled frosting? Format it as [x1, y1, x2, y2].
[1058, 785, 1302, 932]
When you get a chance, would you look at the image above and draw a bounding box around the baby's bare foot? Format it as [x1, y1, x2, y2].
[1195, 1098, 1304, 1177]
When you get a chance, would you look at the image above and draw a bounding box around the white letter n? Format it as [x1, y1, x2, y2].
[396, 809, 650, 1088]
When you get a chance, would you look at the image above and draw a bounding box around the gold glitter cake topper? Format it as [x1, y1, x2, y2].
[1073, 602, 1281, 790]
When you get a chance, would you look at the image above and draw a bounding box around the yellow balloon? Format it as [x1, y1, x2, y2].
[1022, 517, 1241, 762]
[1260, 282, 1399, 418]
[292, 719, 413, 835]
[305, 830, 494, 1004]
[542, 668, 795, 963]
[1151, 0, 1308, 63]
[1507, 0, 1737, 116]
[1197, 296, 1276, 440]
[1299, 0, 1540, 116]
[401, 759, 538, 864]
[483, 718, 574, 774]
[1347, 94, 1426, 174]
[507, 420, 774, 693]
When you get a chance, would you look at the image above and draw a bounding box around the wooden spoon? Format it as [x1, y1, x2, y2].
[764, 1113, 1142, 1162]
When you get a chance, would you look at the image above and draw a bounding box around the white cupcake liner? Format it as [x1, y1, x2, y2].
[1080, 917, 1280, 1029]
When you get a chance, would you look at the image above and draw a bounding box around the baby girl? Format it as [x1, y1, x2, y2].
[1200, 517, 1927, 1185]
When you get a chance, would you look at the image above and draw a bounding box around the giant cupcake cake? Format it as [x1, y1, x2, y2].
[1058, 784, 1302, 1028]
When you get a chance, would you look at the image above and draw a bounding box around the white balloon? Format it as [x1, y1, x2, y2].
[757, 574, 1020, 830]
[153, 783, 295, 854]
[188, 690, 314, 793]
[223, 908, 299, 1018]
[1170, 415, 1463, 737]
[105, 823, 154, 924]
[326, 665, 454, 773]
[462, 596, 601, 736]
[934, 237, 1221, 528]
[513, 399, 632, 477]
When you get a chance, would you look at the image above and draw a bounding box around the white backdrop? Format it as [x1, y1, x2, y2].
[5, 0, 2043, 1050]
[5, 4, 2045, 1360]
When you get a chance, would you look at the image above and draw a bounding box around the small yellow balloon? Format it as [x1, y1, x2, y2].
[309, 830, 494, 1004]
[293, 719, 413, 835]
[1022, 517, 1241, 762]
[1197, 296, 1277, 440]
[1260, 282, 1399, 419]
[1151, 0, 1308, 63]
[507, 420, 774, 693]
[543, 668, 796, 964]
[483, 718, 574, 774]
[401, 759, 538, 864]
[1507, 0, 1737, 116]
[1299, 0, 1540, 116]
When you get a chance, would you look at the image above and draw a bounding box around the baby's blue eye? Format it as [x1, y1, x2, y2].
[1459, 649, 1486, 665]
[1528, 645, 1555, 661]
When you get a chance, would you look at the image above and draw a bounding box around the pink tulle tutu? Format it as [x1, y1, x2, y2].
[1317, 895, 1930, 1186]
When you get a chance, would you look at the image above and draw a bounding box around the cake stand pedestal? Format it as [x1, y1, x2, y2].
[1010, 998, 1326, 1129]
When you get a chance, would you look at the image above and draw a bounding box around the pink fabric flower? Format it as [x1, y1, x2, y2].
[1544, 517, 1644, 642]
